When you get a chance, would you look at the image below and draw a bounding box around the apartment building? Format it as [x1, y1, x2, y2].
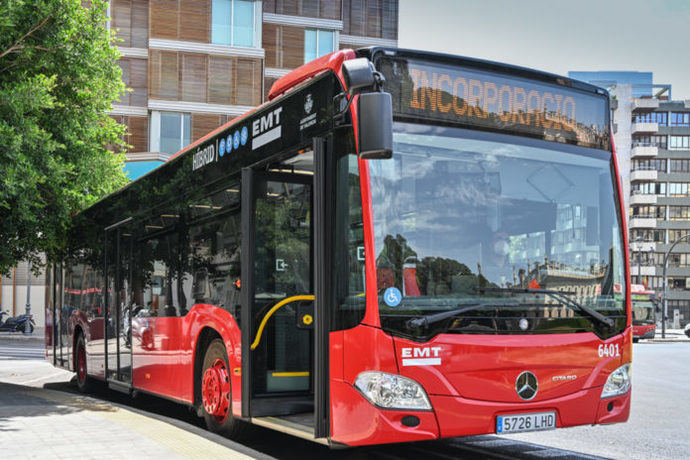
[109, 0, 399, 179]
[626, 93, 690, 327]
[570, 71, 690, 327]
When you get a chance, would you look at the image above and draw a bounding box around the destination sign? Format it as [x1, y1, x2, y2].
[378, 57, 610, 150]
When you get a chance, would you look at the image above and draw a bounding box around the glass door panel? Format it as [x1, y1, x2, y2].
[251, 175, 313, 396]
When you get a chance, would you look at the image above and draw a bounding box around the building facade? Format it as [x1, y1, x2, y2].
[570, 71, 690, 327]
[625, 93, 690, 328]
[1, 1, 399, 332]
[110, 0, 399, 179]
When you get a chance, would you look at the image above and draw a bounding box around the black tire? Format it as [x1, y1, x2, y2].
[201, 339, 248, 440]
[633, 338, 639, 343]
[75, 334, 94, 393]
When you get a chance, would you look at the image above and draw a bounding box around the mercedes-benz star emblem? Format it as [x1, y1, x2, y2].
[516, 371, 538, 400]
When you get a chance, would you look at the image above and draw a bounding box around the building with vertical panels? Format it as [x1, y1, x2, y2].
[570, 70, 690, 327]
[1, 1, 399, 332]
[108, 0, 399, 180]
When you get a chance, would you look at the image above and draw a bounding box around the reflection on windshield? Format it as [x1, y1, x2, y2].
[632, 299, 655, 323]
[370, 123, 626, 337]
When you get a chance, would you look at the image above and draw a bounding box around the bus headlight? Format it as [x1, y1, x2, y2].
[354, 371, 432, 410]
[601, 363, 631, 399]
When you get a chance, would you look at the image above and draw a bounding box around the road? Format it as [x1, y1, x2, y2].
[1, 338, 688, 459]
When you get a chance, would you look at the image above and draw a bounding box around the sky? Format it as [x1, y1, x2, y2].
[399, 0, 690, 99]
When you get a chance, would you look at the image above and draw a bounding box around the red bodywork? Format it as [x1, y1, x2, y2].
[632, 323, 656, 339]
[49, 50, 632, 446]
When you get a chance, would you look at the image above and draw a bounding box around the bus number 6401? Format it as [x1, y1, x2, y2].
[597, 343, 620, 358]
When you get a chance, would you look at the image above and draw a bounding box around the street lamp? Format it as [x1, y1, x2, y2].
[661, 233, 690, 338]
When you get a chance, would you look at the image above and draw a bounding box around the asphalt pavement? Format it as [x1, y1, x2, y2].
[1, 336, 688, 459]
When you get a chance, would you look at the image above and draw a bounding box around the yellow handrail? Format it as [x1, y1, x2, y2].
[250, 294, 315, 350]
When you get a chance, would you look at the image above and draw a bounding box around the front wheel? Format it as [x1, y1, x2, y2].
[200, 339, 248, 440]
[75, 334, 93, 392]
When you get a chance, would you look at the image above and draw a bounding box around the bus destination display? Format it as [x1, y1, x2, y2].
[380, 57, 610, 150]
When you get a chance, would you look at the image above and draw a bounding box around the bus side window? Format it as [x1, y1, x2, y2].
[189, 211, 241, 318]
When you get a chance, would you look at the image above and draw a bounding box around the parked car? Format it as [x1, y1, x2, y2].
[684, 323, 690, 338]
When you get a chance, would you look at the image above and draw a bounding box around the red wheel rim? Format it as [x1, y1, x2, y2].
[77, 343, 86, 383]
[201, 358, 230, 423]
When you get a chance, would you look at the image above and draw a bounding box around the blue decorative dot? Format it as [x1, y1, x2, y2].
[383, 287, 402, 307]
[233, 131, 240, 149]
[219, 139, 226, 157]
[240, 126, 248, 146]
[226, 134, 233, 153]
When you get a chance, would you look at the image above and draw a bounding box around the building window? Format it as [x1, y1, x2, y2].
[668, 183, 690, 197]
[158, 112, 191, 155]
[632, 159, 666, 172]
[304, 29, 335, 63]
[670, 112, 690, 127]
[670, 159, 690, 173]
[632, 181, 665, 195]
[630, 228, 664, 243]
[669, 135, 690, 150]
[632, 111, 667, 125]
[669, 206, 690, 220]
[669, 230, 690, 243]
[630, 205, 665, 219]
[632, 135, 667, 149]
[212, 0, 257, 47]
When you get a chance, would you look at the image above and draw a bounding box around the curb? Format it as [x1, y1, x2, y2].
[0, 332, 44, 342]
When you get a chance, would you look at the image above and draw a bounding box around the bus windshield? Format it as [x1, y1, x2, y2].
[369, 122, 626, 339]
[632, 297, 656, 324]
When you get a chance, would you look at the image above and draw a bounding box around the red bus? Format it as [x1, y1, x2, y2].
[45, 48, 632, 446]
[630, 284, 657, 341]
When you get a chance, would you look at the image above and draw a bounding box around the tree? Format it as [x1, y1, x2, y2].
[0, 0, 127, 274]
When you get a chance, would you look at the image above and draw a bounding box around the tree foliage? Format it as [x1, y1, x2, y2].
[0, 0, 127, 274]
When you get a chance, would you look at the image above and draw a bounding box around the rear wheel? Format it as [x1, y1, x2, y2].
[75, 334, 93, 392]
[201, 339, 247, 439]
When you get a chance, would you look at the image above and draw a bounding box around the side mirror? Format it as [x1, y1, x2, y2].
[357, 92, 393, 159]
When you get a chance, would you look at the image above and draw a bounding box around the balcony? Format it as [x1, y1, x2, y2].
[630, 266, 656, 276]
[629, 194, 657, 205]
[630, 241, 657, 252]
[629, 217, 657, 228]
[630, 170, 658, 181]
[631, 145, 659, 158]
[631, 122, 659, 134]
[632, 99, 660, 111]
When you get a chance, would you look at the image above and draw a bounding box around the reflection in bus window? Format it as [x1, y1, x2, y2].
[370, 124, 626, 337]
[140, 233, 193, 317]
[189, 212, 242, 317]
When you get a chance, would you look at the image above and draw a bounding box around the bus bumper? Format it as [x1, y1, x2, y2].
[431, 387, 631, 438]
[331, 379, 630, 445]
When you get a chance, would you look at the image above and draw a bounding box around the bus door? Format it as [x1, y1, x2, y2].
[104, 218, 133, 389]
[241, 167, 316, 420]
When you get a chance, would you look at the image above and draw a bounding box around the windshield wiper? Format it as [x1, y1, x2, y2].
[473, 286, 615, 328]
[405, 302, 497, 330]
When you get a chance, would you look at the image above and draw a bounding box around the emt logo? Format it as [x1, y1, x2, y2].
[401, 346, 442, 366]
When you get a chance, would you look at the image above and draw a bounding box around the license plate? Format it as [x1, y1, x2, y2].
[496, 411, 556, 434]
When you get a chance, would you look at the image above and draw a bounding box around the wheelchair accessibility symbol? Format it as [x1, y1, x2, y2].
[383, 287, 402, 307]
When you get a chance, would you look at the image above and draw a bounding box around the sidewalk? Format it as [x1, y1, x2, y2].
[0, 328, 45, 341]
[647, 328, 690, 343]
[0, 380, 270, 459]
